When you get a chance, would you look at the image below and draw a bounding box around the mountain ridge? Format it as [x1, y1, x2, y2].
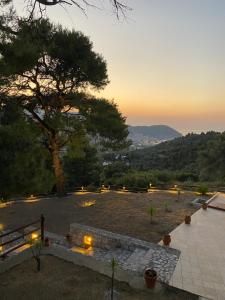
[128, 125, 182, 148]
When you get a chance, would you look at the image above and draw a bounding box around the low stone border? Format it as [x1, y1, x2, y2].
[70, 223, 180, 285]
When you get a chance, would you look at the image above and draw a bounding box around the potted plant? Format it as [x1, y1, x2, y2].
[144, 269, 157, 289]
[202, 202, 208, 210]
[184, 215, 191, 224]
[163, 234, 171, 246]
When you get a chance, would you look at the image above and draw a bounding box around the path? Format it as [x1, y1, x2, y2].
[168, 193, 225, 300]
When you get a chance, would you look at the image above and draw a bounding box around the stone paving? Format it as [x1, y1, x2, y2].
[167, 193, 225, 300]
[70, 223, 180, 284]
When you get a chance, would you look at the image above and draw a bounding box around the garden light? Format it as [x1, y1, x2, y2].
[32, 233, 38, 240]
[84, 235, 93, 248]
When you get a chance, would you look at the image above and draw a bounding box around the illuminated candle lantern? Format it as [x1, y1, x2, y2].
[83, 235, 92, 249]
[32, 233, 38, 241]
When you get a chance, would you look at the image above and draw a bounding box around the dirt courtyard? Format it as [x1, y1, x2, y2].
[0, 191, 198, 243]
[0, 255, 198, 300]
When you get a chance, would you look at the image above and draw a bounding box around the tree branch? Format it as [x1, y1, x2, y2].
[29, 0, 131, 18]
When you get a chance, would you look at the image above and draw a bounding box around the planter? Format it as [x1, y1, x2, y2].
[144, 269, 157, 289]
[44, 237, 50, 247]
[202, 202, 208, 210]
[184, 215, 191, 224]
[163, 234, 171, 246]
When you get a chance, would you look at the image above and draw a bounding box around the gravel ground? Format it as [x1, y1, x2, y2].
[0, 191, 198, 243]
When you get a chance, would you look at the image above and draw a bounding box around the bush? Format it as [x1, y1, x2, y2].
[197, 184, 209, 195]
[86, 184, 101, 193]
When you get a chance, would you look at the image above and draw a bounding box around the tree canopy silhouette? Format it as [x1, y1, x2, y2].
[1, 0, 130, 20]
[0, 19, 128, 195]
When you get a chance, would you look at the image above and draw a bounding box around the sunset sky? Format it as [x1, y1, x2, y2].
[17, 0, 225, 133]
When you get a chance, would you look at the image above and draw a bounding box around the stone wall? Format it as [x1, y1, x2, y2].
[69, 223, 180, 284]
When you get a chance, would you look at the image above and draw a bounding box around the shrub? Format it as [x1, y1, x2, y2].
[197, 184, 209, 195]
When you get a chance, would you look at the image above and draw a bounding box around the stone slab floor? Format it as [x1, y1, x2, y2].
[167, 193, 225, 300]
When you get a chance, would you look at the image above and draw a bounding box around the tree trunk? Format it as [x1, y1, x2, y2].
[50, 134, 65, 196]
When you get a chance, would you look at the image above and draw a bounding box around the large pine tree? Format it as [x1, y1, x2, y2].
[0, 19, 128, 195]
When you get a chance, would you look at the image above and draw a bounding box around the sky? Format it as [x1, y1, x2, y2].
[16, 0, 225, 134]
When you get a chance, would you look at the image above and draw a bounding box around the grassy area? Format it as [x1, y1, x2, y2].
[0, 190, 199, 243]
[0, 255, 198, 300]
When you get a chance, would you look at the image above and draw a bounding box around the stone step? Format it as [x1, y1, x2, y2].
[123, 248, 148, 272]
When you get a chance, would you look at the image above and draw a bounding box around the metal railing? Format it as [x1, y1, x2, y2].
[0, 214, 44, 260]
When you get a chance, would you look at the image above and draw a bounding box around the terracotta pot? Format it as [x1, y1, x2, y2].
[44, 237, 50, 247]
[185, 215, 191, 224]
[202, 203, 208, 210]
[144, 269, 157, 289]
[163, 234, 171, 246]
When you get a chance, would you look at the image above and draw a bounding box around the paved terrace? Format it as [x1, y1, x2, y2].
[167, 193, 225, 300]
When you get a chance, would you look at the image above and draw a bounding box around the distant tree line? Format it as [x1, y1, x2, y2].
[125, 132, 225, 184]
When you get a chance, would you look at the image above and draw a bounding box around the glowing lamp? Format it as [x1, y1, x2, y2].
[149, 183, 152, 188]
[0, 223, 4, 231]
[123, 186, 126, 190]
[174, 185, 178, 189]
[0, 245, 3, 253]
[32, 233, 38, 240]
[83, 235, 92, 248]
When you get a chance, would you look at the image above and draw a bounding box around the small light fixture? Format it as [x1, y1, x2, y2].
[83, 235, 92, 249]
[81, 186, 84, 192]
[81, 200, 96, 207]
[174, 184, 178, 189]
[0, 245, 3, 253]
[32, 233, 38, 240]
[149, 183, 152, 188]
[123, 186, 126, 190]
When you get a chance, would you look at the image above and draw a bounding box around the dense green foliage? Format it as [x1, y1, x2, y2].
[64, 143, 101, 188]
[0, 103, 54, 198]
[100, 132, 225, 188]
[128, 132, 219, 173]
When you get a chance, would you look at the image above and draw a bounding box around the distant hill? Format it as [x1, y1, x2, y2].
[128, 132, 220, 173]
[128, 125, 182, 148]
